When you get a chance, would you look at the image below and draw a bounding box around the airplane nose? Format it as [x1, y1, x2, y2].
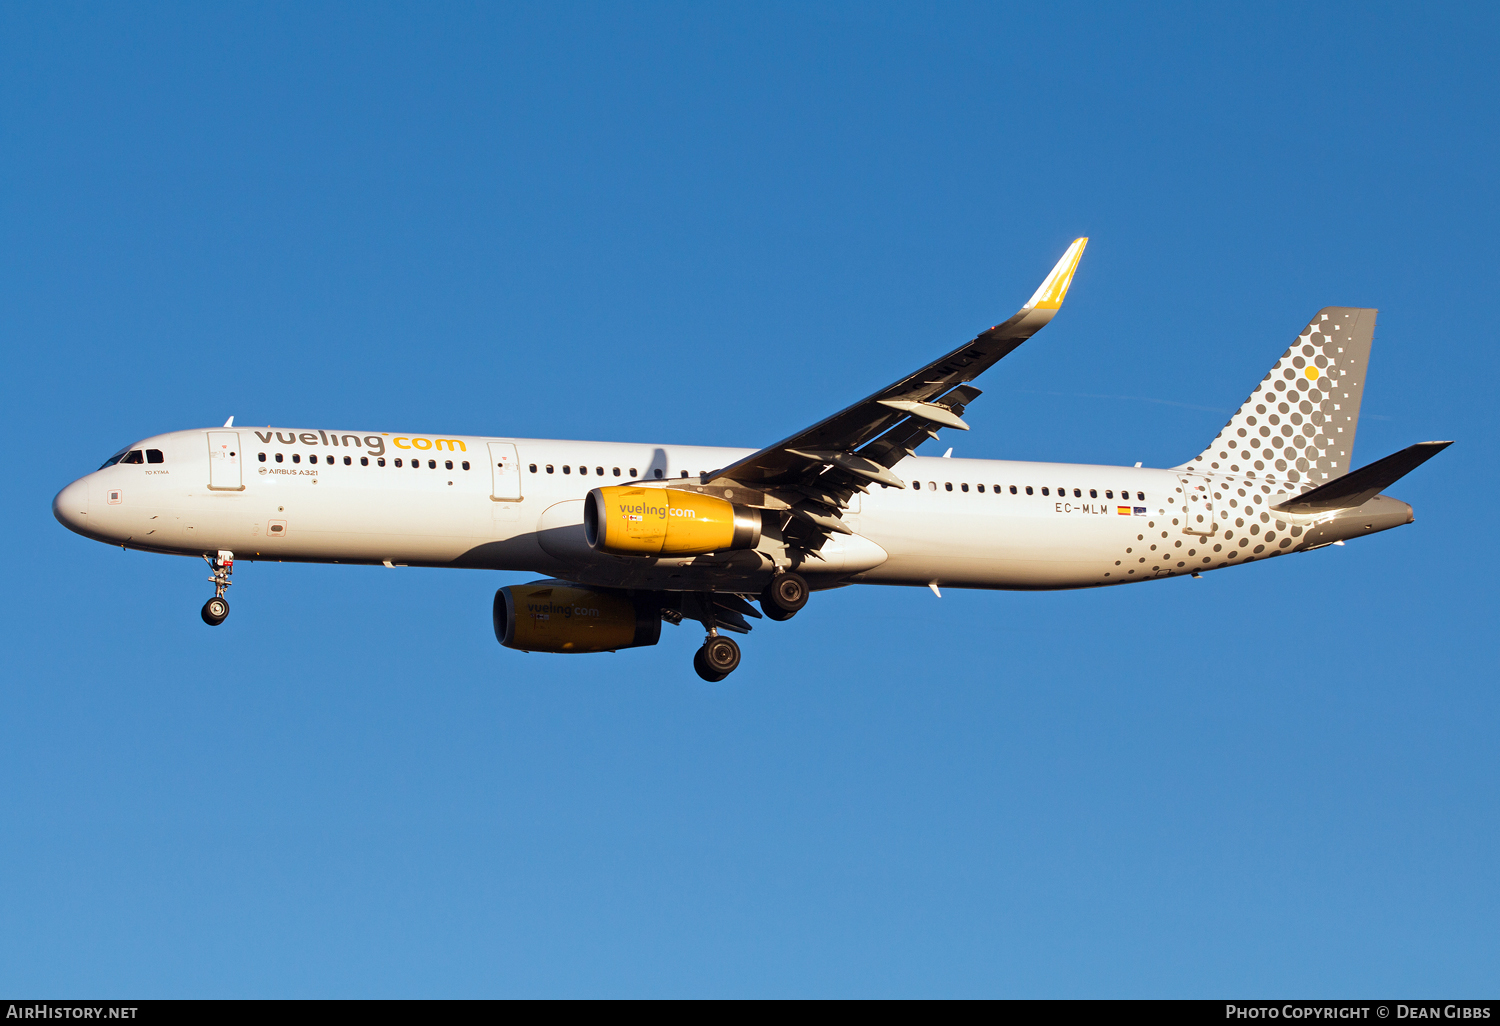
[53, 478, 91, 535]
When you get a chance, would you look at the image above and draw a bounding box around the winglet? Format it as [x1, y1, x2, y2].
[1024, 237, 1088, 311]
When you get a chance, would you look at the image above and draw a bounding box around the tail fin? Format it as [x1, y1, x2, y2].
[1178, 307, 1376, 488]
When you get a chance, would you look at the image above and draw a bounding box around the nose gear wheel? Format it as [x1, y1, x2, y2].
[201, 596, 229, 626]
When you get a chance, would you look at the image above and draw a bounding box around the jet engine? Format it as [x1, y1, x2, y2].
[584, 486, 762, 556]
[494, 583, 662, 653]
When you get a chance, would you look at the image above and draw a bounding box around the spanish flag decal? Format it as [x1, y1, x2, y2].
[1117, 506, 1132, 515]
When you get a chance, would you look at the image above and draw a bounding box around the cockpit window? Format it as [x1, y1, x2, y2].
[99, 448, 130, 469]
[146, 449, 164, 464]
[119, 450, 145, 465]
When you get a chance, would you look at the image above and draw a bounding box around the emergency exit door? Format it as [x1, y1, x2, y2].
[207, 431, 244, 491]
[488, 442, 522, 501]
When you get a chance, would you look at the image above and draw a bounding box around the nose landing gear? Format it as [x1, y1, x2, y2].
[200, 550, 233, 626]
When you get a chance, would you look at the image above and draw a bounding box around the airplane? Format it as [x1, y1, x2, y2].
[52, 239, 1450, 681]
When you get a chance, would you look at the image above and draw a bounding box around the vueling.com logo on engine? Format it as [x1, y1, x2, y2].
[525, 600, 601, 620]
[615, 500, 696, 521]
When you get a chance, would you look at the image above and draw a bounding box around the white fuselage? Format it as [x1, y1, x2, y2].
[53, 426, 1412, 594]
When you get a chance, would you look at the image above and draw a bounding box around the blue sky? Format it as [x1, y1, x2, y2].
[2, 1, 1496, 997]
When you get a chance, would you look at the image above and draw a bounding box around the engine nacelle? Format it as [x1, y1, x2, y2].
[494, 583, 662, 654]
[584, 486, 762, 556]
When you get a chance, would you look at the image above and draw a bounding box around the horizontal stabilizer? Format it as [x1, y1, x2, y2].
[1273, 441, 1452, 513]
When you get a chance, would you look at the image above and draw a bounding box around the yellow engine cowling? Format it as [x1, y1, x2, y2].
[584, 486, 762, 556]
[494, 583, 662, 653]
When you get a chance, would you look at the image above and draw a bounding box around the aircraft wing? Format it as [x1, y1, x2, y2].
[706, 238, 1087, 547]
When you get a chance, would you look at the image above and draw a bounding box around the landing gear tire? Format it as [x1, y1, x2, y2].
[693, 647, 728, 682]
[760, 572, 808, 621]
[201, 596, 230, 626]
[695, 635, 740, 681]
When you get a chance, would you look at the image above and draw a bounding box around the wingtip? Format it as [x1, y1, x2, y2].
[1025, 237, 1088, 312]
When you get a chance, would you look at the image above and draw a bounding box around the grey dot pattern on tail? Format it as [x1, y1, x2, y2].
[1100, 478, 1310, 585]
[1178, 307, 1375, 492]
[1101, 308, 1376, 586]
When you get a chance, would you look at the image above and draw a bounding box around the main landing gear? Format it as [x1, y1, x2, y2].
[688, 572, 810, 682]
[200, 550, 233, 626]
[693, 633, 741, 682]
[760, 571, 808, 621]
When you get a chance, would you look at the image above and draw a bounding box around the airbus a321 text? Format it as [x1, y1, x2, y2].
[54, 240, 1450, 680]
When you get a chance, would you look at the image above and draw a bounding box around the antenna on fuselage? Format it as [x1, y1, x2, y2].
[223, 416, 234, 427]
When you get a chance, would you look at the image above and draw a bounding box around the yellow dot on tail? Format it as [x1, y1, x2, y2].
[1305, 366, 1320, 380]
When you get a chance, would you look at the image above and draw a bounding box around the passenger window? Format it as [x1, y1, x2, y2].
[1137, 491, 1145, 501]
[1010, 485, 1017, 494]
[654, 469, 663, 479]
[1089, 489, 1097, 498]
[563, 465, 571, 474]
[394, 458, 402, 467]
[596, 467, 604, 476]
[428, 459, 436, 469]
[529, 464, 537, 473]
[961, 483, 969, 492]
[1074, 488, 1081, 498]
[682, 470, 689, 478]
[293, 454, 301, 464]
[275, 453, 283, 463]
[361, 457, 369, 466]
[445, 460, 453, 470]
[412, 460, 420, 470]
[613, 467, 621, 477]
[977, 484, 984, 493]
[258, 453, 266, 463]
[546, 465, 554, 474]
[1025, 486, 1033, 495]
[1041, 487, 1049, 496]
[928, 482, 936, 490]
[629, 468, 637, 477]
[945, 482, 953, 492]
[120, 450, 145, 464]
[146, 449, 165, 464]
[913, 481, 921, 490]
[377, 458, 385, 467]
[579, 466, 587, 475]
[1105, 490, 1113, 499]
[461, 461, 470, 470]
[344, 456, 352, 466]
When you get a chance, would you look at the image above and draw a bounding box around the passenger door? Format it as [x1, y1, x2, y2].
[488, 442, 522, 502]
[207, 431, 243, 491]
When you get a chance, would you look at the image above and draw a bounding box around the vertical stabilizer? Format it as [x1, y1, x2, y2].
[1177, 307, 1375, 488]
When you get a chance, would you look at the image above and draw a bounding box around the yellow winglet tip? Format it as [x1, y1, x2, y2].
[1026, 237, 1088, 311]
